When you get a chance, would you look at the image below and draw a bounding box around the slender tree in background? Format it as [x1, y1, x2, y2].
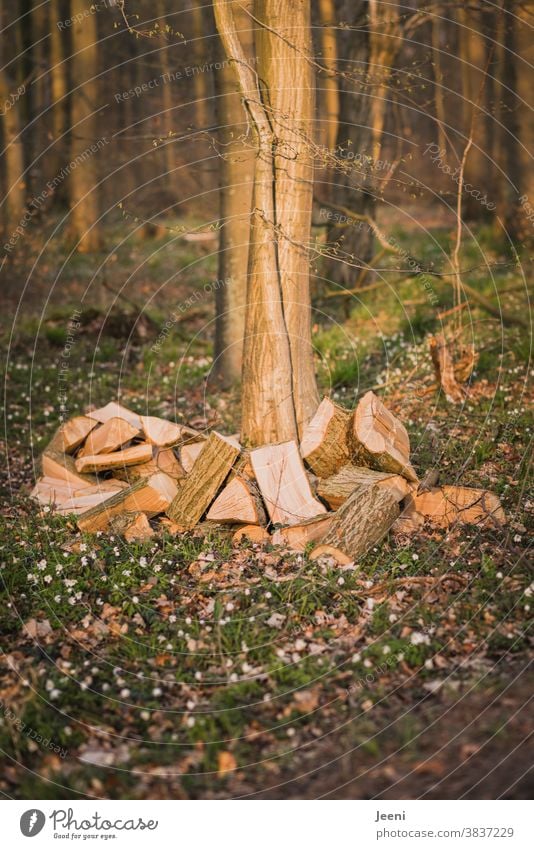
[214, 0, 319, 445]
[324, 0, 375, 290]
[157, 0, 179, 199]
[189, 0, 212, 131]
[368, 0, 400, 163]
[49, 0, 68, 198]
[213, 0, 255, 386]
[317, 0, 339, 151]
[0, 67, 26, 227]
[68, 0, 102, 251]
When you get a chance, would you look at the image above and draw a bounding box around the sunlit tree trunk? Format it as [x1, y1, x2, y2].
[68, 0, 102, 251]
[190, 0, 211, 131]
[214, 0, 319, 445]
[368, 0, 399, 163]
[157, 0, 179, 198]
[213, 0, 255, 385]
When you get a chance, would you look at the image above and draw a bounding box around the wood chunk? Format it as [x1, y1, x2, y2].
[309, 545, 353, 566]
[78, 417, 140, 457]
[250, 440, 327, 526]
[429, 334, 464, 403]
[206, 477, 267, 525]
[55, 487, 126, 515]
[140, 415, 199, 447]
[317, 464, 411, 509]
[166, 432, 240, 530]
[405, 485, 506, 529]
[59, 416, 98, 453]
[272, 514, 334, 552]
[232, 525, 271, 544]
[351, 391, 418, 482]
[86, 401, 142, 430]
[300, 397, 351, 477]
[41, 448, 97, 489]
[155, 447, 185, 479]
[77, 473, 178, 533]
[180, 441, 206, 473]
[110, 512, 155, 542]
[112, 446, 185, 483]
[320, 484, 399, 561]
[32, 476, 128, 512]
[75, 443, 153, 474]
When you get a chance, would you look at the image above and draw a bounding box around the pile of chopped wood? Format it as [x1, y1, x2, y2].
[31, 393, 506, 560]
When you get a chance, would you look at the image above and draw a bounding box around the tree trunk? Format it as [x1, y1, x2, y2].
[0, 69, 26, 227]
[317, 0, 339, 151]
[213, 0, 255, 385]
[214, 0, 319, 445]
[190, 0, 211, 131]
[324, 0, 375, 290]
[49, 0, 68, 201]
[68, 0, 102, 252]
[157, 0, 179, 198]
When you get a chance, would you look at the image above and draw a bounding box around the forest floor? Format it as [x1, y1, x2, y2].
[0, 211, 532, 799]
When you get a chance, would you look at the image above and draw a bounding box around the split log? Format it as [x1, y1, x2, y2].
[272, 514, 334, 552]
[250, 440, 327, 526]
[319, 484, 399, 561]
[155, 447, 185, 479]
[109, 512, 155, 542]
[233, 525, 271, 544]
[140, 415, 199, 447]
[114, 447, 185, 483]
[75, 443, 153, 474]
[86, 401, 142, 430]
[77, 417, 140, 457]
[404, 485, 505, 529]
[77, 473, 178, 533]
[351, 391, 418, 482]
[429, 334, 464, 403]
[206, 477, 267, 525]
[59, 416, 98, 453]
[54, 486, 128, 515]
[40, 447, 97, 489]
[317, 464, 411, 509]
[180, 440, 206, 473]
[309, 545, 353, 565]
[300, 397, 351, 477]
[166, 432, 240, 530]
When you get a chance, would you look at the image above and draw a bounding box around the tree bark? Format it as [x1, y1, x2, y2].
[0, 69, 26, 227]
[68, 0, 102, 252]
[213, 0, 255, 385]
[214, 0, 319, 444]
[317, 0, 339, 151]
[321, 483, 399, 561]
[49, 0, 69, 198]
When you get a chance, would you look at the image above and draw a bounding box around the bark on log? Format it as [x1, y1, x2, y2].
[300, 397, 351, 477]
[206, 477, 267, 525]
[351, 391, 418, 482]
[317, 463, 412, 509]
[250, 440, 327, 526]
[320, 484, 399, 561]
[166, 432, 240, 530]
[77, 473, 178, 533]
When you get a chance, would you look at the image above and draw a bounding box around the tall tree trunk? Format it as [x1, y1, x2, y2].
[0, 69, 26, 227]
[368, 0, 399, 163]
[68, 0, 102, 252]
[157, 0, 179, 198]
[49, 0, 68, 201]
[494, 2, 522, 243]
[317, 0, 339, 151]
[213, 0, 255, 385]
[213, 0, 319, 445]
[324, 0, 375, 290]
[190, 0, 211, 131]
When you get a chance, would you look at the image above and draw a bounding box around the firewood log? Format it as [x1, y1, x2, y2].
[109, 511, 155, 541]
[318, 484, 399, 561]
[405, 485, 505, 528]
[250, 440, 327, 526]
[75, 443, 153, 474]
[59, 416, 98, 453]
[232, 525, 271, 544]
[351, 391, 418, 482]
[77, 473, 178, 533]
[166, 432, 240, 530]
[317, 464, 411, 509]
[140, 415, 199, 447]
[300, 397, 351, 477]
[77, 417, 140, 457]
[271, 514, 334, 552]
[180, 440, 206, 473]
[86, 401, 142, 430]
[206, 477, 267, 525]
